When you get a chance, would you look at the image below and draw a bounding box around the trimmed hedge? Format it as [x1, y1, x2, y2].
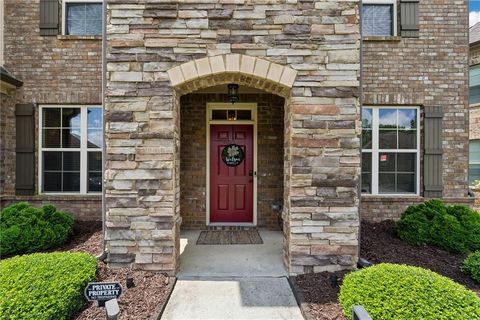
[339, 263, 480, 320]
[395, 199, 480, 253]
[462, 251, 480, 283]
[0, 252, 97, 320]
[0, 202, 74, 256]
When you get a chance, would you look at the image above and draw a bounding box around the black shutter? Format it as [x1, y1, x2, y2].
[424, 106, 443, 198]
[40, 0, 59, 36]
[400, 0, 419, 38]
[15, 104, 35, 195]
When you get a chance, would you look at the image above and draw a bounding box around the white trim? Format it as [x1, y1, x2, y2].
[362, 0, 398, 37]
[38, 105, 102, 195]
[362, 106, 420, 196]
[206, 103, 257, 226]
[62, 0, 103, 36]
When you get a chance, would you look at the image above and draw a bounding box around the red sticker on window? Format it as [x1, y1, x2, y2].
[380, 154, 387, 162]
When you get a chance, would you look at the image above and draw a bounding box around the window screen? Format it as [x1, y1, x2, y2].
[469, 140, 480, 185]
[362, 4, 393, 36]
[66, 2, 102, 36]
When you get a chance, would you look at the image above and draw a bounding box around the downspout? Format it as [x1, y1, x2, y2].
[357, 0, 364, 265]
[96, 0, 108, 261]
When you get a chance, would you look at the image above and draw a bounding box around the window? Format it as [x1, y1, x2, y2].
[63, 1, 102, 36]
[470, 65, 480, 105]
[362, 0, 397, 37]
[40, 106, 102, 193]
[362, 107, 419, 195]
[469, 140, 480, 185]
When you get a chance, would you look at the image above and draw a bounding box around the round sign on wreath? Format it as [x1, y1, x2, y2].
[221, 144, 244, 167]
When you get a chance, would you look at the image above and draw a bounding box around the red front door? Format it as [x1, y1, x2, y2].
[210, 125, 253, 223]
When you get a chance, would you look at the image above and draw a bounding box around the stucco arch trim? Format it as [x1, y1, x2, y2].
[166, 54, 297, 97]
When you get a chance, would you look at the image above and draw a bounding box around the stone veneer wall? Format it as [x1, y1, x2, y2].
[105, 0, 361, 275]
[0, 0, 102, 220]
[361, 0, 471, 221]
[180, 93, 284, 230]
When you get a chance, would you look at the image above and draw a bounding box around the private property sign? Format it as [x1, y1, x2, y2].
[84, 282, 122, 306]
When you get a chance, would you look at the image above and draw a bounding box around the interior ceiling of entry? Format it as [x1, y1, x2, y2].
[193, 85, 266, 94]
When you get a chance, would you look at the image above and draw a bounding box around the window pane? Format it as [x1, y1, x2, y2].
[379, 173, 395, 193]
[397, 173, 415, 193]
[212, 110, 227, 120]
[62, 128, 81, 148]
[67, 18, 85, 35]
[362, 4, 393, 37]
[236, 110, 252, 120]
[398, 130, 416, 149]
[43, 152, 62, 171]
[228, 110, 236, 120]
[43, 108, 61, 127]
[67, 4, 86, 20]
[469, 164, 480, 185]
[86, 3, 102, 17]
[87, 108, 102, 128]
[362, 152, 372, 172]
[44, 172, 62, 192]
[469, 140, 480, 162]
[362, 108, 372, 128]
[85, 19, 102, 36]
[62, 108, 81, 127]
[362, 173, 372, 194]
[397, 153, 416, 172]
[43, 129, 61, 148]
[379, 153, 395, 172]
[379, 130, 397, 149]
[362, 129, 372, 149]
[88, 152, 102, 171]
[361, 153, 372, 194]
[398, 109, 417, 129]
[470, 85, 480, 105]
[63, 152, 80, 171]
[88, 129, 102, 148]
[63, 172, 80, 192]
[88, 172, 102, 192]
[379, 109, 397, 128]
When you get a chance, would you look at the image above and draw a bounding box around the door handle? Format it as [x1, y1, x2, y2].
[249, 170, 256, 177]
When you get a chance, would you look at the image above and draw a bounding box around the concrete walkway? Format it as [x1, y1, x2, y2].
[161, 230, 304, 320]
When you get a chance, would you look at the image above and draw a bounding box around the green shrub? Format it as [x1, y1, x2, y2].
[0, 202, 74, 256]
[462, 251, 480, 283]
[339, 263, 480, 320]
[396, 199, 480, 253]
[0, 252, 97, 320]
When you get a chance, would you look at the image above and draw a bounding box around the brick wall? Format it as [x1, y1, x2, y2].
[0, 0, 102, 220]
[361, 0, 471, 220]
[0, 92, 16, 195]
[180, 93, 284, 230]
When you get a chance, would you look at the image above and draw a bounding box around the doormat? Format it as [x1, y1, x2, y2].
[196, 230, 263, 245]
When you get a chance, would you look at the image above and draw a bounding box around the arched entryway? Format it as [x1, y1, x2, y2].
[167, 54, 297, 274]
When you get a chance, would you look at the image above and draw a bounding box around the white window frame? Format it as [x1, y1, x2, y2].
[362, 0, 398, 37]
[62, 0, 103, 36]
[38, 105, 102, 195]
[362, 106, 420, 196]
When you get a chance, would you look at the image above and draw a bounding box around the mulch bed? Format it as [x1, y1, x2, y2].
[292, 220, 480, 320]
[55, 221, 171, 320]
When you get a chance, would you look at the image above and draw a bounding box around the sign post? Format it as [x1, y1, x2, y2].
[84, 282, 123, 307]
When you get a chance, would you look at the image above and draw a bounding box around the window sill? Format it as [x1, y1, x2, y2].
[362, 36, 402, 42]
[57, 35, 102, 41]
[361, 195, 423, 202]
[2, 194, 102, 201]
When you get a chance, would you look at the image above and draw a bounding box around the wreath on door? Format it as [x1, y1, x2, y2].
[221, 144, 244, 167]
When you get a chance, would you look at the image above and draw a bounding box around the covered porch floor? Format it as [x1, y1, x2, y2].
[178, 230, 286, 278]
